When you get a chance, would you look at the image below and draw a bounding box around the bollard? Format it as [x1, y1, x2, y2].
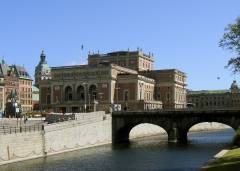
[7, 146, 10, 160]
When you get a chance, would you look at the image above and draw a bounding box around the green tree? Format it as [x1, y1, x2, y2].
[219, 17, 240, 73]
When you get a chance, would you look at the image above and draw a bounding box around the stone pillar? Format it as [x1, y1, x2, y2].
[177, 129, 188, 143]
[112, 118, 130, 144]
[168, 127, 178, 143]
[168, 126, 188, 143]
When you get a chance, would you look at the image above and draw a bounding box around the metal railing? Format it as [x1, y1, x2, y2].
[0, 124, 44, 134]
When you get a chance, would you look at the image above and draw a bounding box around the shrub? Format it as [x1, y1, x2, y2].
[233, 128, 240, 146]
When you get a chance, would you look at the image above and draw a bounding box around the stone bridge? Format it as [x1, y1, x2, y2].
[112, 109, 240, 144]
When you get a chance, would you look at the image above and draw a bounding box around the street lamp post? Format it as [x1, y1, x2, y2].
[13, 101, 18, 126]
[98, 92, 103, 111]
[88, 93, 91, 112]
[115, 82, 120, 111]
[140, 83, 143, 100]
[83, 83, 87, 113]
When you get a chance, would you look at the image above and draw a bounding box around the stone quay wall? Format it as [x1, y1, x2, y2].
[44, 113, 111, 156]
[0, 112, 112, 165]
[0, 131, 44, 165]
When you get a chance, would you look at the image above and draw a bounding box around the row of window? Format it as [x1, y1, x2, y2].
[175, 93, 186, 102]
[144, 103, 162, 110]
[144, 92, 153, 101]
[64, 85, 97, 102]
[175, 75, 185, 83]
[21, 100, 32, 105]
[190, 96, 226, 102]
[140, 59, 153, 70]
[20, 87, 32, 92]
[19, 80, 32, 86]
[194, 101, 228, 107]
[20, 94, 32, 98]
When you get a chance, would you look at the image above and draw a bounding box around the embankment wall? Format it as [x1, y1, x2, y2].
[0, 112, 111, 165]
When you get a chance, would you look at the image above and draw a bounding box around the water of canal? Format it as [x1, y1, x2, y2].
[0, 129, 235, 171]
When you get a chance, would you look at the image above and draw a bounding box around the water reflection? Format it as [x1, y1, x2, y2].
[0, 129, 235, 171]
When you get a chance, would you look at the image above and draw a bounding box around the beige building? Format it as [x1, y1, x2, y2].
[37, 50, 187, 112]
[187, 80, 240, 109]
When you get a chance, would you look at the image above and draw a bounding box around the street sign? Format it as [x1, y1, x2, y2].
[113, 104, 121, 111]
[16, 107, 19, 113]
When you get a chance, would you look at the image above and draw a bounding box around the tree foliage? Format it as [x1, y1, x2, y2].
[219, 17, 240, 73]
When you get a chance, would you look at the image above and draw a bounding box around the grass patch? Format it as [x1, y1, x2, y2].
[202, 148, 240, 171]
[233, 128, 240, 146]
[223, 148, 240, 158]
[202, 129, 240, 171]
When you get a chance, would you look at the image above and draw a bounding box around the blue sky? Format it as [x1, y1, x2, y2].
[0, 0, 239, 90]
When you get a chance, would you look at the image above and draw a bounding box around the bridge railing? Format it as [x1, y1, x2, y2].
[112, 107, 240, 115]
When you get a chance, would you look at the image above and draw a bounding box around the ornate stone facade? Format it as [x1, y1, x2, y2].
[139, 69, 187, 109]
[38, 50, 187, 113]
[88, 50, 154, 71]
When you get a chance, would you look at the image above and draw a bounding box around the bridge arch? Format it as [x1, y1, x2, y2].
[129, 123, 167, 140]
[185, 119, 237, 134]
[112, 120, 173, 143]
[188, 122, 232, 133]
[177, 118, 238, 143]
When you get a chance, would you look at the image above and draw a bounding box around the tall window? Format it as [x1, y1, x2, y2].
[89, 85, 97, 102]
[77, 85, 85, 101]
[46, 95, 51, 104]
[65, 86, 73, 101]
[124, 90, 129, 101]
[166, 93, 170, 101]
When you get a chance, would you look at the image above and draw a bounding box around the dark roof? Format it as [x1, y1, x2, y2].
[12, 65, 32, 80]
[187, 89, 230, 95]
[0, 63, 10, 77]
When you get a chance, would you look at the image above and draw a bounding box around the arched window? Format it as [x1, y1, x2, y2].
[89, 85, 97, 102]
[77, 85, 85, 101]
[65, 86, 72, 101]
